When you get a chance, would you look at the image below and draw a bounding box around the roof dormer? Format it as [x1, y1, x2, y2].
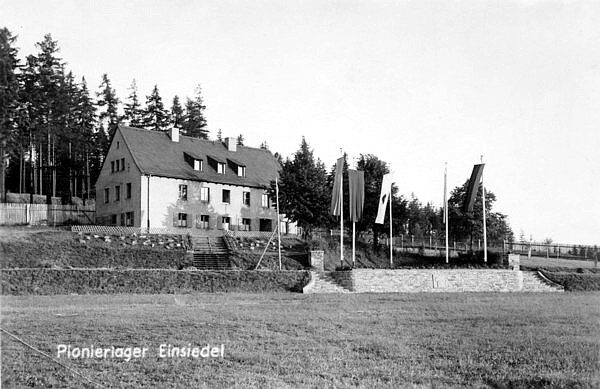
[184, 152, 203, 171]
[228, 157, 246, 178]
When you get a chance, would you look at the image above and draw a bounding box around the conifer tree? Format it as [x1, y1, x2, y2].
[122, 79, 142, 127]
[171, 95, 183, 129]
[182, 84, 208, 139]
[96, 73, 120, 154]
[237, 134, 244, 146]
[142, 84, 170, 131]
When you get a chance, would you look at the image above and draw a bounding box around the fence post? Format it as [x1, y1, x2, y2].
[25, 203, 29, 225]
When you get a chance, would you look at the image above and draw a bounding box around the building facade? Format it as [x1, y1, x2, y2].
[95, 126, 291, 233]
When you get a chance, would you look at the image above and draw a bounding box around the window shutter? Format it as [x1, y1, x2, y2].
[172, 212, 178, 227]
[217, 216, 222, 230]
[187, 213, 191, 228]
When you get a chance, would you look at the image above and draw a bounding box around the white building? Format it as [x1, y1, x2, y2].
[95, 126, 296, 233]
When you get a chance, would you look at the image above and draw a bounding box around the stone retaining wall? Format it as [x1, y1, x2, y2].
[331, 269, 524, 292]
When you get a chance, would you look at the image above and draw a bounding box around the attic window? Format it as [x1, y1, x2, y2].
[237, 166, 245, 177]
[184, 152, 203, 172]
[217, 163, 225, 174]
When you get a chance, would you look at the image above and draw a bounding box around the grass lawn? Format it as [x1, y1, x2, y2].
[2, 293, 599, 388]
[521, 255, 598, 269]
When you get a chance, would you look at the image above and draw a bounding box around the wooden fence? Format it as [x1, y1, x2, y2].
[0, 203, 96, 226]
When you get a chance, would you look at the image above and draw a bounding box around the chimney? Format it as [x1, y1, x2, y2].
[170, 127, 179, 142]
[225, 137, 237, 152]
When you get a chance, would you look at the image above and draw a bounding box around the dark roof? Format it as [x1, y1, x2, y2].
[119, 126, 280, 188]
[184, 151, 203, 160]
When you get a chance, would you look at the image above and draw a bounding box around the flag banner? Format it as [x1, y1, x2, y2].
[443, 166, 447, 224]
[348, 169, 365, 222]
[462, 163, 485, 213]
[375, 173, 392, 224]
[330, 157, 344, 216]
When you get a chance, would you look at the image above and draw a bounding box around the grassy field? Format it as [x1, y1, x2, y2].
[2, 293, 599, 388]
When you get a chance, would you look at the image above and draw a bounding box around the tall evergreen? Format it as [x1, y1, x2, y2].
[0, 28, 20, 200]
[237, 134, 244, 146]
[122, 79, 142, 127]
[96, 73, 120, 153]
[182, 84, 208, 139]
[171, 95, 183, 129]
[142, 84, 170, 131]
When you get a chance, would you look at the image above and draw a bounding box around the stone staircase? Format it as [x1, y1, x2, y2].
[189, 236, 231, 270]
[303, 271, 352, 293]
[521, 271, 564, 292]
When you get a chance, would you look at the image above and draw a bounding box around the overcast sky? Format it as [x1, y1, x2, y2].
[4, 0, 599, 245]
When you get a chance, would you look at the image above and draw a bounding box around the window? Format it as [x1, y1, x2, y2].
[221, 216, 231, 230]
[111, 214, 117, 225]
[261, 193, 269, 208]
[179, 184, 188, 201]
[222, 189, 230, 204]
[104, 188, 110, 203]
[193, 159, 202, 171]
[120, 213, 126, 226]
[241, 218, 252, 231]
[176, 213, 188, 227]
[243, 191, 250, 206]
[126, 212, 134, 226]
[117, 141, 120, 149]
[126, 183, 132, 199]
[217, 162, 225, 174]
[200, 187, 210, 202]
[110, 161, 115, 173]
[121, 158, 125, 171]
[237, 165, 246, 177]
[196, 215, 209, 229]
[115, 185, 120, 202]
[116, 159, 120, 171]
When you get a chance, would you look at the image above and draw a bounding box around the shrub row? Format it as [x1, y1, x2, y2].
[1, 241, 185, 269]
[540, 271, 600, 291]
[1, 269, 311, 295]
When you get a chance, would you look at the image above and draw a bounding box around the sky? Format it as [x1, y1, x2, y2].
[3, 0, 599, 245]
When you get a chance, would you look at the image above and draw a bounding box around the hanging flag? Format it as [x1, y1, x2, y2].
[330, 157, 344, 216]
[375, 173, 392, 224]
[348, 169, 364, 222]
[443, 165, 447, 224]
[463, 163, 485, 213]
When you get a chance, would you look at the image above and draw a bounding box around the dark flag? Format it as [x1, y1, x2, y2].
[348, 169, 364, 222]
[463, 163, 485, 213]
[330, 157, 344, 216]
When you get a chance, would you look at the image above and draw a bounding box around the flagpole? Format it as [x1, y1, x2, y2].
[352, 222, 356, 267]
[481, 155, 487, 263]
[340, 160, 344, 268]
[276, 177, 282, 270]
[444, 162, 449, 264]
[389, 180, 393, 267]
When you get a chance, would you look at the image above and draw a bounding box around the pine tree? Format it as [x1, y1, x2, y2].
[142, 84, 170, 131]
[122, 79, 142, 127]
[171, 95, 183, 129]
[96, 73, 120, 152]
[216, 129, 222, 142]
[237, 134, 244, 146]
[182, 84, 208, 139]
[0, 28, 20, 200]
[274, 137, 330, 237]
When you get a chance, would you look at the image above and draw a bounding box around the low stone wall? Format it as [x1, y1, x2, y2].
[335, 269, 523, 292]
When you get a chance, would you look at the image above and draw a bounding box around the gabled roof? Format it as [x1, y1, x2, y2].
[119, 126, 280, 188]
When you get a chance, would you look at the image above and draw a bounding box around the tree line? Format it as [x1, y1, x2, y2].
[0, 29, 211, 202]
[273, 138, 514, 247]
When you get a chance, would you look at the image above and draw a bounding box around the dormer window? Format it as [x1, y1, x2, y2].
[184, 152, 204, 172]
[217, 163, 225, 174]
[237, 165, 246, 177]
[227, 157, 246, 178]
[194, 160, 202, 171]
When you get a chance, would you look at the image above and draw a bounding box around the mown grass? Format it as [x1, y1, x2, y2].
[2, 293, 599, 388]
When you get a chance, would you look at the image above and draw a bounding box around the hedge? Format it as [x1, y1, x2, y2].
[0, 269, 310, 295]
[1, 241, 185, 269]
[540, 271, 600, 291]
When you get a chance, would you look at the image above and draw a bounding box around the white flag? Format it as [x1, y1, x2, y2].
[375, 173, 392, 224]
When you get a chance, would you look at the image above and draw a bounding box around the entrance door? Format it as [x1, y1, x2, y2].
[259, 218, 272, 232]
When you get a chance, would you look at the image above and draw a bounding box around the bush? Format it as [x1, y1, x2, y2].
[1, 269, 311, 295]
[539, 271, 600, 291]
